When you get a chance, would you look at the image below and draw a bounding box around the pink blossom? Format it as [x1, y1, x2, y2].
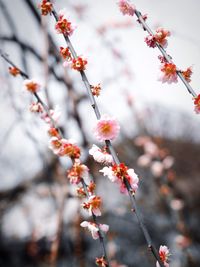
[151, 161, 164, 177]
[145, 28, 170, 48]
[59, 139, 81, 159]
[67, 160, 89, 184]
[80, 221, 109, 239]
[89, 144, 113, 164]
[23, 79, 41, 93]
[55, 9, 76, 36]
[100, 164, 139, 195]
[49, 137, 81, 159]
[156, 245, 170, 267]
[170, 199, 184, 211]
[163, 156, 174, 169]
[154, 28, 170, 48]
[181, 66, 193, 83]
[100, 166, 117, 182]
[118, 0, 135, 16]
[49, 137, 63, 155]
[70, 56, 87, 71]
[144, 141, 159, 157]
[39, 0, 52, 16]
[193, 94, 200, 114]
[134, 136, 150, 147]
[94, 115, 120, 142]
[82, 195, 102, 216]
[29, 102, 44, 113]
[137, 154, 152, 167]
[159, 62, 178, 84]
[145, 35, 156, 48]
[96, 256, 108, 267]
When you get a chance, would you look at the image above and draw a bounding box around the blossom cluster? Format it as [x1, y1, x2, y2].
[145, 28, 170, 48]
[118, 0, 135, 16]
[22, 76, 109, 249]
[118, 1, 198, 114]
[158, 56, 193, 85]
[100, 163, 139, 194]
[60, 47, 88, 72]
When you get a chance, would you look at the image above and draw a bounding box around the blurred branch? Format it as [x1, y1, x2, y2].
[0, 157, 58, 202]
[1, 51, 110, 266]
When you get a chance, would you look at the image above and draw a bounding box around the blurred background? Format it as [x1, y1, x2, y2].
[0, 0, 200, 266]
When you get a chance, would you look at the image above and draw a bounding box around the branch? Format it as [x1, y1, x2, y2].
[50, 4, 165, 267]
[134, 10, 197, 98]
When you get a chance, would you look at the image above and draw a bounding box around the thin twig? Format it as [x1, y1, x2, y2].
[134, 10, 197, 98]
[50, 4, 165, 267]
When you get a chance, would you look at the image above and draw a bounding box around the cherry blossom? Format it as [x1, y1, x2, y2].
[48, 127, 60, 138]
[145, 28, 170, 48]
[144, 35, 157, 48]
[80, 221, 109, 240]
[134, 136, 151, 147]
[96, 256, 108, 267]
[94, 115, 120, 142]
[59, 139, 81, 159]
[100, 163, 139, 194]
[193, 94, 200, 114]
[49, 137, 80, 159]
[162, 156, 174, 169]
[181, 67, 192, 83]
[82, 195, 102, 216]
[154, 28, 170, 47]
[49, 136, 63, 155]
[91, 83, 101, 97]
[151, 161, 164, 177]
[70, 56, 87, 71]
[137, 154, 152, 167]
[89, 144, 113, 164]
[159, 62, 178, 84]
[170, 199, 184, 211]
[55, 10, 76, 36]
[23, 79, 41, 93]
[39, 0, 52, 16]
[118, 0, 135, 16]
[76, 187, 87, 198]
[67, 160, 89, 184]
[59, 47, 72, 61]
[29, 102, 44, 113]
[144, 141, 159, 157]
[87, 181, 96, 195]
[156, 245, 170, 267]
[8, 66, 20, 76]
